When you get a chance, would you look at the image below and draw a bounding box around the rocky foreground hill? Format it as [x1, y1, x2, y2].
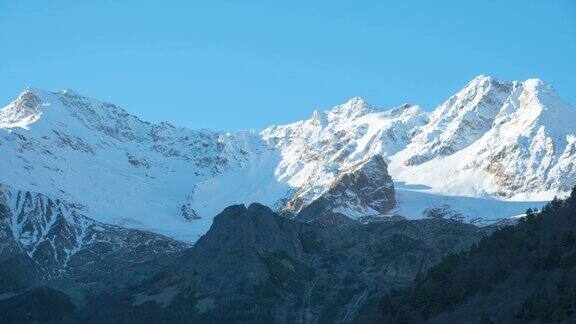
[0, 194, 484, 323]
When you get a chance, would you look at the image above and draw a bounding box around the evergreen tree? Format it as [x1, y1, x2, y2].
[569, 186, 576, 203]
[561, 230, 576, 248]
[550, 196, 563, 210]
[525, 208, 535, 219]
[478, 313, 494, 324]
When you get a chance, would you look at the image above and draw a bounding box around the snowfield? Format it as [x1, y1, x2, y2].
[0, 75, 573, 242]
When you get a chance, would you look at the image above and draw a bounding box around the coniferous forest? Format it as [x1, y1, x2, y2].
[380, 188, 576, 323]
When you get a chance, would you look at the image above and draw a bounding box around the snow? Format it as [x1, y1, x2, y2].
[392, 183, 544, 225]
[0, 75, 574, 242]
[0, 183, 185, 268]
[261, 99, 429, 211]
[389, 77, 576, 199]
[0, 89, 254, 242]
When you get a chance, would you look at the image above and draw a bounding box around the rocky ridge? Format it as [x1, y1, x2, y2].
[0, 184, 187, 297]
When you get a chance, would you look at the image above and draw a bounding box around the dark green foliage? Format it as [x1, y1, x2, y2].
[380, 187, 576, 322]
[517, 290, 553, 322]
[0, 255, 41, 294]
[556, 273, 576, 319]
[570, 187, 576, 203]
[562, 230, 576, 248]
[478, 313, 494, 324]
[0, 286, 76, 323]
[551, 196, 564, 209]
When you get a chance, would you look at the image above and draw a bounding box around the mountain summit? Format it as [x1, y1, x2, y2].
[391, 76, 576, 199]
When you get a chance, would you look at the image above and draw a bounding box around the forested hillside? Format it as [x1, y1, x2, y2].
[380, 188, 576, 323]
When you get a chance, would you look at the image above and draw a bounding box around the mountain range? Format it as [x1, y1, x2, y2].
[0, 75, 575, 323]
[0, 75, 573, 243]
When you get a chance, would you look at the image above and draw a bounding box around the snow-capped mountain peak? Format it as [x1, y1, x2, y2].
[383, 103, 426, 122]
[0, 89, 45, 129]
[401, 75, 516, 166]
[391, 75, 575, 199]
[0, 88, 269, 241]
[326, 96, 377, 121]
[61, 88, 81, 96]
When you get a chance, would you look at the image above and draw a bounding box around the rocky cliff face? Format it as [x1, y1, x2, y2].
[0, 286, 77, 323]
[262, 99, 427, 216]
[68, 203, 484, 323]
[0, 184, 187, 297]
[294, 155, 396, 223]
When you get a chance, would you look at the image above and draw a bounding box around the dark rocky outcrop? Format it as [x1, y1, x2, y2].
[0, 286, 76, 323]
[0, 254, 41, 296]
[70, 203, 483, 323]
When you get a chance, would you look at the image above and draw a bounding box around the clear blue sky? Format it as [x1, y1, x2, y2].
[1, 1, 574, 131]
